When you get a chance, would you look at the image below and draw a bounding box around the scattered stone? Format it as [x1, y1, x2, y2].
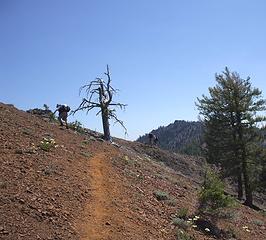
[27, 108, 54, 120]
[18, 198, 25, 204]
[89, 136, 96, 141]
[15, 149, 23, 154]
[0, 227, 9, 235]
[111, 142, 120, 148]
[25, 149, 36, 154]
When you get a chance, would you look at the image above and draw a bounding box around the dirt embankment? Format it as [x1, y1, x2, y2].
[0, 103, 108, 239]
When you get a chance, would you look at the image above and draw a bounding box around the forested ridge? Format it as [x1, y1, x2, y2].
[137, 120, 204, 156]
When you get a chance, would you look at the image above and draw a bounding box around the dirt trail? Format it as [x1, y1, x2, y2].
[79, 151, 128, 240]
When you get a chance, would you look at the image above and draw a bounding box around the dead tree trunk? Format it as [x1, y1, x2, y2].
[73, 65, 126, 142]
[98, 82, 111, 141]
[101, 107, 111, 141]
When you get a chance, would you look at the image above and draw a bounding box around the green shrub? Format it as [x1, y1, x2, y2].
[172, 218, 191, 230]
[175, 229, 195, 240]
[22, 128, 33, 136]
[43, 104, 49, 111]
[80, 151, 92, 158]
[225, 227, 237, 239]
[82, 139, 90, 145]
[176, 207, 189, 219]
[252, 219, 264, 226]
[260, 209, 266, 217]
[43, 164, 58, 175]
[40, 137, 57, 151]
[216, 209, 238, 219]
[166, 197, 177, 206]
[199, 169, 235, 213]
[43, 104, 57, 122]
[154, 190, 169, 201]
[69, 120, 85, 134]
[49, 112, 57, 122]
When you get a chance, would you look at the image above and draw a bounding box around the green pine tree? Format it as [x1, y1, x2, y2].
[196, 67, 266, 207]
[199, 168, 235, 213]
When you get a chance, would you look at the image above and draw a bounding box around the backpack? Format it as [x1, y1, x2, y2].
[59, 105, 70, 112]
[65, 106, 70, 112]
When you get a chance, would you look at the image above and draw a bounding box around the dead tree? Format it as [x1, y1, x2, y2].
[73, 65, 127, 141]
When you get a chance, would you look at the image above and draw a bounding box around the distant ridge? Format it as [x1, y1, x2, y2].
[137, 120, 203, 155]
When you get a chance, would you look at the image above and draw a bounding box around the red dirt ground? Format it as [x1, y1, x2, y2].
[0, 103, 265, 240]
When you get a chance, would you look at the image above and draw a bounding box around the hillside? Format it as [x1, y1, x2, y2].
[137, 120, 203, 156]
[1, 103, 265, 240]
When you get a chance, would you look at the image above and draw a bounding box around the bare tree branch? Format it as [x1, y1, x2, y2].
[109, 103, 127, 109]
[104, 65, 113, 104]
[73, 65, 127, 141]
[109, 109, 127, 135]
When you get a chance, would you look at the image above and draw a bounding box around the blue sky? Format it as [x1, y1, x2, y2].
[1, 0, 266, 140]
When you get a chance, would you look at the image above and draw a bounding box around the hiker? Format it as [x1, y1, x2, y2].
[53, 104, 70, 128]
[154, 135, 159, 145]
[148, 133, 158, 145]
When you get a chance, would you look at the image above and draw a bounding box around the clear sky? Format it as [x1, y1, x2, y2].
[1, 0, 266, 140]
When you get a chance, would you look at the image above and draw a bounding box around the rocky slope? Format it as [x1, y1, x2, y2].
[0, 103, 265, 240]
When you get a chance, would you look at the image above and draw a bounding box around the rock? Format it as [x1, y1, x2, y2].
[111, 142, 120, 148]
[26, 108, 53, 119]
[15, 149, 23, 154]
[89, 136, 96, 141]
[0, 227, 9, 235]
[18, 198, 25, 204]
